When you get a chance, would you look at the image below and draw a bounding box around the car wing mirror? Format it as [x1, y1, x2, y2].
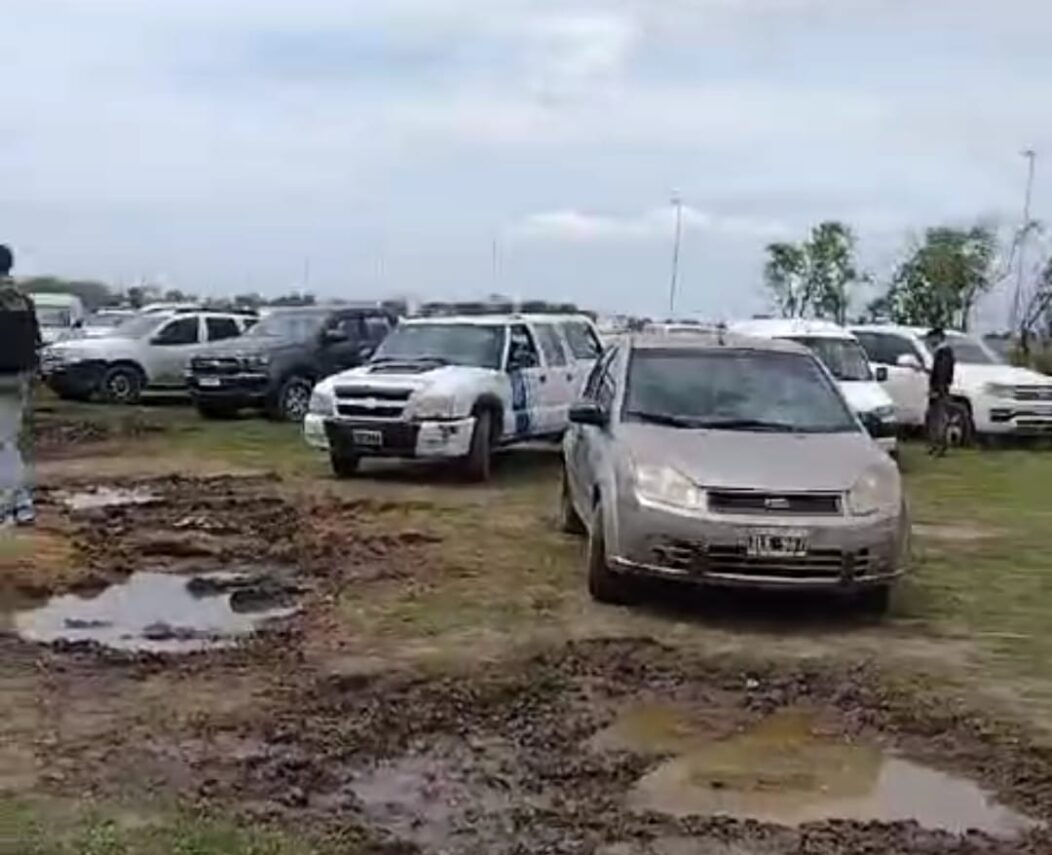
[569, 400, 609, 427]
[895, 353, 923, 371]
[875, 365, 889, 382]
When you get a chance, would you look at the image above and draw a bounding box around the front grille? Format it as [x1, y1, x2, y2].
[1013, 386, 1052, 402]
[333, 385, 413, 420]
[191, 357, 242, 375]
[707, 491, 842, 516]
[650, 539, 869, 580]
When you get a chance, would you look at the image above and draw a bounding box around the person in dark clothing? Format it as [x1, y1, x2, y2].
[0, 243, 41, 524]
[925, 327, 956, 457]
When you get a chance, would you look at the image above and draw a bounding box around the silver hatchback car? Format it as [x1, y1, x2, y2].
[560, 332, 909, 612]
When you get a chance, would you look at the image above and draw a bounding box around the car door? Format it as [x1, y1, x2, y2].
[559, 319, 604, 396]
[147, 315, 204, 386]
[504, 323, 546, 438]
[565, 347, 618, 511]
[854, 331, 929, 427]
[317, 314, 368, 377]
[532, 322, 575, 434]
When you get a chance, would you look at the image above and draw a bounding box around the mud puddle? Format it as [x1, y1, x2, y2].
[52, 486, 161, 512]
[13, 571, 299, 652]
[612, 706, 1038, 837]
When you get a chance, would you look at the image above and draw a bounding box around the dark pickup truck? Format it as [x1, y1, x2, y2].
[187, 305, 396, 420]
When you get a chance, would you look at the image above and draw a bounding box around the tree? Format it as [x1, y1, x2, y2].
[870, 226, 998, 330]
[763, 221, 860, 323]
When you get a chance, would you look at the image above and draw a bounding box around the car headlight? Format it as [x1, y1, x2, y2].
[242, 354, 270, 370]
[412, 394, 457, 420]
[983, 382, 1014, 400]
[847, 464, 900, 517]
[872, 404, 897, 422]
[308, 388, 334, 416]
[634, 464, 706, 514]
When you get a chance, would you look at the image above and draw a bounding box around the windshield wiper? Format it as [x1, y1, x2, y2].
[694, 418, 798, 432]
[625, 410, 700, 429]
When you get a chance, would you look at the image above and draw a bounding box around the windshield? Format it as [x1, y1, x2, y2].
[244, 312, 327, 342]
[35, 307, 71, 327]
[787, 336, 873, 381]
[935, 334, 1003, 365]
[106, 315, 169, 339]
[624, 349, 859, 434]
[372, 323, 506, 369]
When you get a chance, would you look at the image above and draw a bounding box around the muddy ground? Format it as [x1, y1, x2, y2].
[5, 407, 1052, 854]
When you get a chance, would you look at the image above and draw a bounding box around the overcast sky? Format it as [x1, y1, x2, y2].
[2, 0, 1050, 321]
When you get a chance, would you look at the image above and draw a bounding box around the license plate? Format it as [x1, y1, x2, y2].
[352, 429, 383, 448]
[746, 529, 809, 558]
[198, 377, 222, 388]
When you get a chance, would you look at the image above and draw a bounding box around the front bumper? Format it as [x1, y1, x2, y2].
[41, 360, 107, 397]
[610, 503, 906, 592]
[187, 372, 273, 406]
[977, 400, 1052, 435]
[310, 415, 476, 459]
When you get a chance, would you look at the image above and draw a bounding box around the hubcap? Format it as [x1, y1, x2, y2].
[109, 374, 132, 399]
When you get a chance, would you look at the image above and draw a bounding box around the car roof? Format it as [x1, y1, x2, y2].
[850, 323, 969, 338]
[402, 313, 594, 326]
[627, 330, 813, 356]
[731, 317, 855, 340]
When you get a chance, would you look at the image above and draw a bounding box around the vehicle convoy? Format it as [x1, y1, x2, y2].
[187, 305, 396, 421]
[561, 332, 908, 612]
[731, 319, 898, 455]
[303, 313, 604, 480]
[852, 324, 1052, 443]
[30, 292, 86, 345]
[40, 310, 253, 402]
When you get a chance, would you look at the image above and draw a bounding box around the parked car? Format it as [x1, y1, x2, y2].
[852, 324, 1052, 443]
[40, 310, 253, 402]
[560, 331, 908, 612]
[731, 319, 898, 456]
[187, 305, 397, 421]
[303, 313, 604, 480]
[31, 292, 86, 345]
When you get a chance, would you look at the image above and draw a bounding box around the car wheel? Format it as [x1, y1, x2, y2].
[197, 402, 238, 420]
[943, 402, 974, 448]
[102, 365, 143, 404]
[270, 376, 312, 422]
[464, 410, 493, 482]
[856, 585, 891, 615]
[587, 502, 635, 605]
[330, 452, 361, 479]
[559, 469, 586, 535]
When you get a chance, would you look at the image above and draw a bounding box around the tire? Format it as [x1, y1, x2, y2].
[559, 470, 586, 535]
[196, 402, 238, 420]
[101, 364, 143, 404]
[463, 409, 494, 482]
[268, 376, 313, 422]
[856, 585, 891, 615]
[330, 452, 361, 479]
[587, 502, 635, 605]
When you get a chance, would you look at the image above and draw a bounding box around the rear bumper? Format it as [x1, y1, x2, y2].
[315, 416, 476, 459]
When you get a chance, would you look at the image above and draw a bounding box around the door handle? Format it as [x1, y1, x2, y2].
[566, 372, 574, 382]
[539, 374, 548, 383]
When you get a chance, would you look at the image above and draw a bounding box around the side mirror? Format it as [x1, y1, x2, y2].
[896, 353, 923, 372]
[357, 343, 375, 359]
[875, 366, 889, 383]
[569, 400, 609, 427]
[322, 328, 349, 345]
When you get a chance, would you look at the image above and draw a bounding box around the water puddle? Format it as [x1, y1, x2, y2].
[598, 706, 1039, 837]
[54, 486, 161, 512]
[14, 571, 298, 653]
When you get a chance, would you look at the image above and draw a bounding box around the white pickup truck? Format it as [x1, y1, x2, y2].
[304, 313, 604, 480]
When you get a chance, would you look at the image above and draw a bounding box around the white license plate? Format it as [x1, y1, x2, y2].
[746, 529, 809, 558]
[352, 429, 383, 448]
[198, 377, 222, 388]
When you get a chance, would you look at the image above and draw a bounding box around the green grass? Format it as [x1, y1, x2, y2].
[0, 798, 324, 855]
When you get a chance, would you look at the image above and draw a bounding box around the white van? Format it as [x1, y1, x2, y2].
[730, 318, 898, 455]
[30, 293, 86, 345]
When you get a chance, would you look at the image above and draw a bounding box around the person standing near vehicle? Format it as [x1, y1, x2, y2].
[0, 244, 41, 525]
[926, 326, 956, 457]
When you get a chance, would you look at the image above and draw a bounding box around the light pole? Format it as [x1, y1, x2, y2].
[1010, 149, 1037, 332]
[668, 195, 684, 317]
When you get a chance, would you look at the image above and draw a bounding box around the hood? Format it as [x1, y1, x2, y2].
[955, 363, 1052, 391]
[620, 423, 889, 493]
[838, 380, 895, 415]
[319, 363, 498, 394]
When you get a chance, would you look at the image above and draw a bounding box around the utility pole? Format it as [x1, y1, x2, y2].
[668, 195, 684, 317]
[1010, 149, 1037, 332]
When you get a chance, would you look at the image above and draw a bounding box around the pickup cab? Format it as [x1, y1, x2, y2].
[303, 314, 604, 480]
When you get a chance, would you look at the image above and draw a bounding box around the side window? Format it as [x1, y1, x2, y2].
[363, 315, 393, 343]
[583, 347, 617, 399]
[562, 321, 603, 360]
[506, 324, 541, 370]
[206, 317, 240, 342]
[535, 324, 568, 367]
[153, 316, 199, 346]
[858, 333, 919, 365]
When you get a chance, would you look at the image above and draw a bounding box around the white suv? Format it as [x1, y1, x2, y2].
[304, 313, 604, 480]
[41, 311, 254, 403]
[852, 324, 1052, 442]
